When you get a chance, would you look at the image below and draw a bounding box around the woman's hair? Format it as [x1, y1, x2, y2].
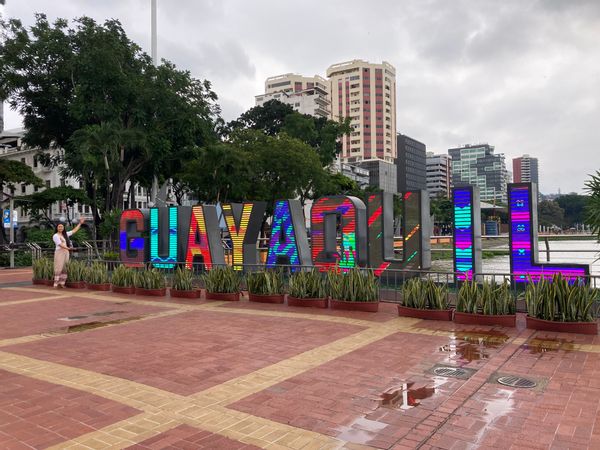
[55, 223, 72, 248]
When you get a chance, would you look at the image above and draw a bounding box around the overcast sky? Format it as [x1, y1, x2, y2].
[2, 0, 599, 194]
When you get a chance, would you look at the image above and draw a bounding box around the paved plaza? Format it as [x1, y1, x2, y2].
[1, 269, 600, 449]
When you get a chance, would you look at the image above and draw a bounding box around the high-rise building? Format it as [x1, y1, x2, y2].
[326, 60, 396, 164]
[426, 152, 452, 198]
[355, 160, 397, 194]
[255, 73, 330, 118]
[513, 155, 539, 185]
[448, 144, 508, 203]
[396, 134, 426, 192]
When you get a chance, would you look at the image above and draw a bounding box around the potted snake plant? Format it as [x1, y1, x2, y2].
[86, 262, 111, 291]
[170, 267, 200, 299]
[65, 260, 88, 289]
[247, 270, 286, 304]
[397, 278, 453, 321]
[287, 269, 328, 308]
[111, 265, 136, 294]
[135, 268, 167, 297]
[525, 274, 598, 335]
[202, 266, 241, 301]
[328, 268, 380, 312]
[32, 258, 52, 285]
[454, 279, 516, 327]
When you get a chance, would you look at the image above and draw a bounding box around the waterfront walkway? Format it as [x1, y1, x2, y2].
[1, 268, 599, 449]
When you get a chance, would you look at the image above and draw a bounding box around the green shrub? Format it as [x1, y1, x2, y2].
[456, 279, 479, 313]
[66, 260, 88, 282]
[525, 274, 597, 322]
[111, 265, 136, 288]
[172, 267, 194, 291]
[135, 268, 166, 290]
[402, 278, 449, 310]
[247, 270, 285, 295]
[102, 251, 120, 261]
[456, 279, 515, 314]
[32, 257, 51, 280]
[87, 262, 109, 284]
[327, 268, 379, 302]
[402, 278, 428, 309]
[202, 266, 241, 293]
[288, 269, 327, 299]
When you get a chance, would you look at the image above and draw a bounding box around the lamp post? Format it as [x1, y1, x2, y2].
[150, 0, 159, 204]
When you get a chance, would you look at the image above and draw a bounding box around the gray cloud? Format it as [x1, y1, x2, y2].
[2, 0, 599, 193]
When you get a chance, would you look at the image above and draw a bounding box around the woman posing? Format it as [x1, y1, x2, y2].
[52, 218, 85, 288]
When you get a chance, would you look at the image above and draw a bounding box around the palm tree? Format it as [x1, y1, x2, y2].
[585, 170, 600, 241]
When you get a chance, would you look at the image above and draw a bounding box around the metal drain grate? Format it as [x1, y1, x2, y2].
[434, 366, 468, 378]
[497, 376, 537, 388]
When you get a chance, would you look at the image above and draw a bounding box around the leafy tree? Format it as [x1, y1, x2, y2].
[585, 171, 600, 241]
[15, 186, 90, 227]
[0, 160, 42, 193]
[538, 200, 565, 228]
[0, 160, 42, 243]
[555, 193, 589, 227]
[180, 142, 251, 203]
[0, 15, 219, 237]
[430, 195, 453, 225]
[227, 100, 350, 167]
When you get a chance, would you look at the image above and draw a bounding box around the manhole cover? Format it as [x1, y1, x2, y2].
[497, 376, 537, 388]
[434, 366, 468, 378]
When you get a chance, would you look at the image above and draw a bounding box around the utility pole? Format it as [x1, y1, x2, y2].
[8, 195, 15, 269]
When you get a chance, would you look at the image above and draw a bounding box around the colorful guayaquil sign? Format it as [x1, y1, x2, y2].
[119, 184, 590, 282]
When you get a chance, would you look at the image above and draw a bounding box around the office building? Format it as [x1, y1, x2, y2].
[340, 163, 370, 189]
[255, 74, 330, 118]
[326, 60, 396, 164]
[426, 152, 452, 198]
[448, 144, 508, 203]
[354, 160, 397, 194]
[396, 134, 426, 192]
[513, 155, 539, 185]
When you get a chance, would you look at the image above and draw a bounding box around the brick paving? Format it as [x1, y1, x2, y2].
[1, 269, 600, 449]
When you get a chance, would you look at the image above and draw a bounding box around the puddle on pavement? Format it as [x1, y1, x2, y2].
[66, 316, 142, 333]
[439, 329, 509, 363]
[380, 381, 436, 409]
[523, 337, 575, 354]
[337, 417, 388, 445]
[472, 389, 515, 446]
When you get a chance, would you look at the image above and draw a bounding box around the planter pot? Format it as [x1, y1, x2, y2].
[32, 279, 47, 286]
[135, 287, 167, 297]
[454, 311, 516, 327]
[287, 296, 328, 309]
[206, 291, 240, 301]
[112, 285, 136, 295]
[87, 283, 112, 291]
[397, 305, 453, 321]
[43, 279, 54, 286]
[170, 289, 201, 299]
[330, 299, 379, 312]
[249, 293, 285, 304]
[526, 316, 598, 335]
[65, 281, 87, 289]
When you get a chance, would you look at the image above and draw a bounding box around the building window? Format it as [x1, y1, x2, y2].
[21, 184, 26, 194]
[46, 180, 51, 189]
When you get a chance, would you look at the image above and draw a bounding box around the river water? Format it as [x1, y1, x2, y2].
[432, 239, 600, 277]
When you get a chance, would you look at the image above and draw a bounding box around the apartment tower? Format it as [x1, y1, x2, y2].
[513, 155, 539, 185]
[326, 60, 396, 164]
[426, 152, 452, 198]
[255, 74, 330, 118]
